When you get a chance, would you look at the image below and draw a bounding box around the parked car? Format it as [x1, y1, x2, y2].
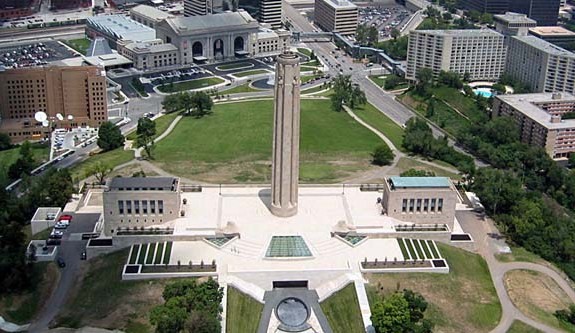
[54, 222, 67, 229]
[58, 214, 73, 222]
[46, 239, 61, 246]
[57, 257, 66, 268]
[58, 219, 70, 227]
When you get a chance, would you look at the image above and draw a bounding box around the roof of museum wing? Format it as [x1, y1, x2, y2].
[161, 11, 259, 36]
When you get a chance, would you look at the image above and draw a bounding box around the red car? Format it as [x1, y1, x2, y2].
[58, 214, 73, 222]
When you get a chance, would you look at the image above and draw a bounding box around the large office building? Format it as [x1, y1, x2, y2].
[156, 10, 259, 63]
[459, 0, 509, 14]
[0, 66, 108, 142]
[381, 177, 458, 231]
[494, 12, 536, 37]
[506, 35, 575, 95]
[184, 0, 282, 29]
[493, 92, 575, 159]
[460, 0, 560, 26]
[314, 0, 358, 36]
[0, 0, 37, 19]
[509, 0, 560, 26]
[86, 14, 156, 49]
[406, 29, 507, 82]
[103, 177, 182, 236]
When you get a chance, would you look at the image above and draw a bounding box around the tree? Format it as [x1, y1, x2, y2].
[136, 117, 157, 159]
[88, 162, 113, 184]
[438, 70, 463, 89]
[330, 75, 367, 112]
[0, 133, 11, 151]
[400, 169, 435, 177]
[356, 24, 379, 46]
[189, 91, 214, 118]
[415, 68, 434, 96]
[97, 122, 124, 151]
[162, 93, 184, 114]
[372, 145, 394, 166]
[150, 301, 188, 333]
[8, 141, 35, 179]
[371, 292, 411, 333]
[184, 309, 221, 333]
[390, 28, 401, 40]
[569, 154, 575, 169]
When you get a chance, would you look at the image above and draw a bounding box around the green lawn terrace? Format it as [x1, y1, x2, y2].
[152, 99, 382, 183]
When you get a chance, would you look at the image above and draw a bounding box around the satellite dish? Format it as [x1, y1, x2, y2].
[34, 111, 47, 122]
[42, 120, 49, 127]
[56, 113, 64, 121]
[67, 115, 74, 121]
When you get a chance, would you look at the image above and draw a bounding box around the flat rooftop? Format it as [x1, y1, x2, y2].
[87, 15, 156, 42]
[494, 12, 536, 25]
[32, 207, 61, 222]
[415, 29, 503, 38]
[389, 177, 451, 189]
[530, 26, 575, 37]
[322, 0, 357, 10]
[496, 93, 575, 129]
[130, 4, 174, 21]
[107, 177, 178, 191]
[163, 11, 259, 36]
[512, 35, 575, 58]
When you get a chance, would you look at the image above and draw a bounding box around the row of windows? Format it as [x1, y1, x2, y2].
[117, 200, 164, 215]
[401, 198, 444, 213]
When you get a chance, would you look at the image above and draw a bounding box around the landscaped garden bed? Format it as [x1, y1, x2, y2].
[361, 259, 432, 269]
[395, 224, 449, 232]
[140, 263, 216, 273]
[157, 77, 224, 93]
[216, 62, 254, 71]
[116, 227, 174, 235]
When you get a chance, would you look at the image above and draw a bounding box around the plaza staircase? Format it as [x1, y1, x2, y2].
[313, 238, 351, 256]
[225, 238, 264, 258]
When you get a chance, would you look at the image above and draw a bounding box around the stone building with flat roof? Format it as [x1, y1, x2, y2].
[493, 92, 575, 159]
[130, 4, 174, 29]
[494, 12, 536, 37]
[155, 10, 259, 63]
[118, 39, 179, 70]
[529, 26, 575, 50]
[103, 177, 182, 236]
[381, 177, 457, 230]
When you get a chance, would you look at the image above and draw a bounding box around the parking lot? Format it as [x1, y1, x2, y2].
[358, 5, 412, 40]
[0, 40, 76, 68]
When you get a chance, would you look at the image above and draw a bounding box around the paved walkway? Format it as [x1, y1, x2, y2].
[344, 106, 459, 183]
[134, 114, 183, 159]
[457, 211, 575, 333]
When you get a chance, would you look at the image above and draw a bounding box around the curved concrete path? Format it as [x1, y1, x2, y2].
[134, 114, 183, 159]
[460, 211, 575, 333]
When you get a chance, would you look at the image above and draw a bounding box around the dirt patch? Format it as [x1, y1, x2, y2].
[504, 269, 574, 331]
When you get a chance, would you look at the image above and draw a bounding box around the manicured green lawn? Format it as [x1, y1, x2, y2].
[157, 77, 224, 93]
[366, 244, 501, 333]
[432, 86, 487, 123]
[0, 143, 49, 180]
[233, 69, 270, 78]
[297, 47, 312, 57]
[126, 112, 180, 141]
[352, 103, 404, 150]
[301, 84, 329, 95]
[52, 249, 167, 331]
[301, 74, 322, 84]
[320, 284, 365, 333]
[217, 62, 254, 70]
[395, 157, 461, 180]
[69, 148, 134, 181]
[301, 65, 321, 72]
[226, 287, 263, 333]
[153, 99, 381, 182]
[63, 37, 91, 55]
[495, 246, 546, 264]
[368, 75, 408, 90]
[220, 83, 261, 94]
[507, 320, 543, 333]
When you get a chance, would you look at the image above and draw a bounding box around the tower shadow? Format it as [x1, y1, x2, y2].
[258, 188, 272, 212]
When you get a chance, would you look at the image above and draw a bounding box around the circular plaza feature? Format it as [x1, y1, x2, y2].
[276, 297, 310, 330]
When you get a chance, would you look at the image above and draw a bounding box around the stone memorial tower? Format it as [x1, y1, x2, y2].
[270, 51, 300, 217]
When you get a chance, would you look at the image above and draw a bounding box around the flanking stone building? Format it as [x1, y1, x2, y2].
[381, 177, 458, 231]
[103, 177, 182, 236]
[155, 10, 260, 63]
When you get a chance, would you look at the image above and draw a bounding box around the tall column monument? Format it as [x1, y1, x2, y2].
[270, 51, 300, 217]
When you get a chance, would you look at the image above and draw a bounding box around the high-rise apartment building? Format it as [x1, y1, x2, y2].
[314, 0, 358, 36]
[184, 0, 283, 29]
[406, 29, 507, 82]
[493, 92, 575, 159]
[506, 35, 575, 94]
[0, 66, 108, 142]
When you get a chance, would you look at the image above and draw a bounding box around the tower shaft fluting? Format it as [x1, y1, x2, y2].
[270, 51, 300, 217]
